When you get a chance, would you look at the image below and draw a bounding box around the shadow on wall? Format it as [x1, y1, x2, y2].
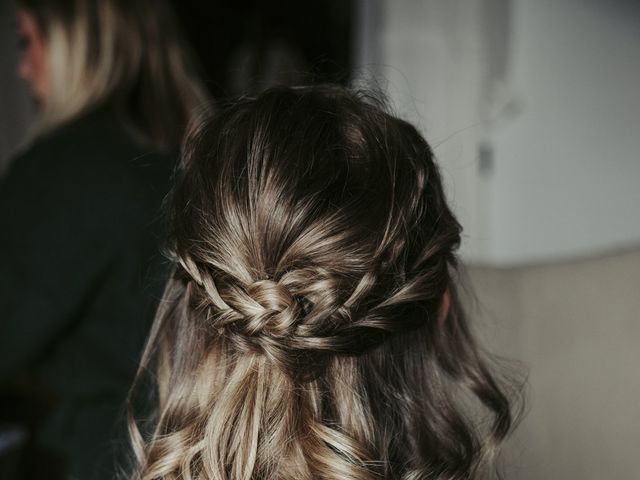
[466, 246, 640, 480]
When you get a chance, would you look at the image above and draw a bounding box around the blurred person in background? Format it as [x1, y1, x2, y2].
[0, 0, 208, 478]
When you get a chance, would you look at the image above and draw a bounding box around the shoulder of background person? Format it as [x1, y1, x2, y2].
[5, 105, 176, 236]
[27, 104, 175, 193]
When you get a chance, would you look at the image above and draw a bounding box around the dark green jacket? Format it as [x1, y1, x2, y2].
[0, 107, 172, 479]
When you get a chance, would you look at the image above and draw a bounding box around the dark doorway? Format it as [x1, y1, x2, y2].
[171, 0, 354, 98]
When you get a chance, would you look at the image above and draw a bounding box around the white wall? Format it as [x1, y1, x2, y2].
[359, 0, 640, 266]
[487, 0, 640, 264]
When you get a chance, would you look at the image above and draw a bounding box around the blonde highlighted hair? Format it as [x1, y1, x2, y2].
[20, 0, 208, 148]
[129, 85, 521, 479]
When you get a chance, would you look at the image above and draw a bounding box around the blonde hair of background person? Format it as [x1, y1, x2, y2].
[127, 85, 523, 480]
[17, 0, 209, 149]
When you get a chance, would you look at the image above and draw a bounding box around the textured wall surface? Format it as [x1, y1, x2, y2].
[468, 247, 640, 480]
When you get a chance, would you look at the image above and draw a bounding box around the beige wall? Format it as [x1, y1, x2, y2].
[468, 248, 640, 479]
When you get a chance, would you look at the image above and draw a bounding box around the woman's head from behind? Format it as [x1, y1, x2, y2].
[131, 85, 517, 479]
[16, 0, 207, 148]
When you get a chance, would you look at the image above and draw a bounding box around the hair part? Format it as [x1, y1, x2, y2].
[19, 0, 209, 149]
[129, 85, 522, 479]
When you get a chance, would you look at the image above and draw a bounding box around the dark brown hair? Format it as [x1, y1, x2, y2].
[129, 85, 521, 479]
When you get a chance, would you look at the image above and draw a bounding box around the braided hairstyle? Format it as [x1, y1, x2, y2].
[128, 85, 519, 479]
